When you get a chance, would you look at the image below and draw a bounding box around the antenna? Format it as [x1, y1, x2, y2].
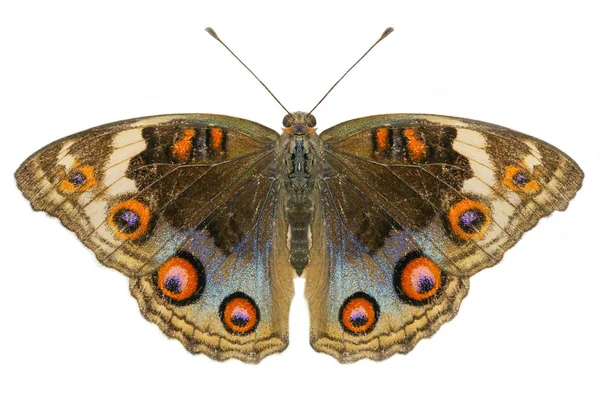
[308, 27, 394, 115]
[205, 27, 291, 115]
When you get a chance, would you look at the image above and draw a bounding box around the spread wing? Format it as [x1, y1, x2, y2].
[305, 114, 583, 362]
[16, 114, 294, 363]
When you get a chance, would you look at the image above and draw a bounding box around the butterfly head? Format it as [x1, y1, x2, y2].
[283, 112, 316, 135]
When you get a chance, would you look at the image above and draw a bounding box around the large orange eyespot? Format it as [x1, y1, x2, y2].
[339, 292, 380, 335]
[156, 252, 205, 304]
[447, 199, 491, 240]
[108, 199, 151, 240]
[394, 252, 443, 304]
[220, 293, 260, 335]
[59, 165, 97, 193]
[503, 165, 540, 193]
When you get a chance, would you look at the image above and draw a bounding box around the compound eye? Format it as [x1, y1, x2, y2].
[282, 114, 293, 127]
[306, 114, 317, 127]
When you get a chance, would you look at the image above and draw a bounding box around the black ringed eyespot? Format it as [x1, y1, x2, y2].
[339, 292, 380, 335]
[219, 292, 260, 335]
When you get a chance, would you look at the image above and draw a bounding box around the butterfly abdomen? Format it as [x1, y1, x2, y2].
[285, 194, 314, 276]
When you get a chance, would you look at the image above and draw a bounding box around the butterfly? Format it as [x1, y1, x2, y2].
[15, 28, 583, 363]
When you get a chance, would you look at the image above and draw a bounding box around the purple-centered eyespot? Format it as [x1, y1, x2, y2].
[503, 165, 541, 194]
[59, 166, 97, 193]
[156, 254, 204, 303]
[448, 199, 491, 240]
[395, 254, 444, 303]
[339, 293, 379, 335]
[220, 293, 259, 334]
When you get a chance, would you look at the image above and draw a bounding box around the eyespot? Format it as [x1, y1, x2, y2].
[282, 114, 293, 127]
[394, 252, 444, 304]
[108, 199, 151, 240]
[155, 252, 205, 304]
[219, 293, 260, 335]
[339, 292, 380, 335]
[59, 165, 97, 193]
[503, 165, 540, 193]
[447, 199, 491, 240]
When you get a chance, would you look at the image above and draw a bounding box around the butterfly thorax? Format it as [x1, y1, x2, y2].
[282, 111, 318, 193]
[281, 112, 318, 275]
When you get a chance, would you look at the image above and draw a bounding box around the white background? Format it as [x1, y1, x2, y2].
[1, 1, 598, 406]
